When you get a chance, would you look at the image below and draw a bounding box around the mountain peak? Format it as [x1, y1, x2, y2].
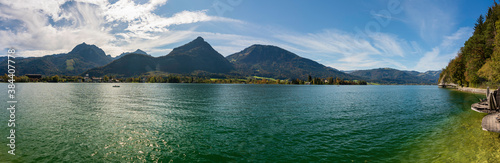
[162, 36, 232, 73]
[231, 44, 299, 63]
[250, 44, 274, 48]
[68, 43, 111, 65]
[70, 42, 99, 54]
[168, 36, 213, 56]
[246, 44, 282, 51]
[132, 49, 147, 55]
[187, 36, 210, 46]
[115, 49, 149, 59]
[185, 36, 207, 47]
[194, 36, 204, 42]
[248, 44, 290, 52]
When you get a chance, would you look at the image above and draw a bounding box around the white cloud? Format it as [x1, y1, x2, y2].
[413, 48, 455, 71]
[440, 27, 473, 49]
[123, 10, 241, 36]
[104, 0, 167, 22]
[0, 0, 68, 21]
[15, 49, 69, 58]
[0, 2, 115, 56]
[413, 27, 472, 71]
[276, 30, 380, 56]
[402, 0, 457, 42]
[274, 29, 414, 70]
[369, 32, 405, 57]
[0, 0, 241, 57]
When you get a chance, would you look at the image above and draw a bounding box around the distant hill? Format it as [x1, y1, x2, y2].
[341, 70, 356, 74]
[0, 43, 113, 76]
[0, 56, 26, 63]
[85, 37, 233, 77]
[350, 68, 441, 84]
[114, 49, 149, 60]
[405, 70, 441, 83]
[226, 44, 354, 80]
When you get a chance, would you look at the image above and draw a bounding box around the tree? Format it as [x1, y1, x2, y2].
[474, 14, 484, 33]
[2, 74, 8, 81]
[478, 19, 500, 84]
[103, 75, 109, 82]
[148, 76, 156, 83]
[156, 76, 165, 83]
[478, 60, 500, 83]
[327, 77, 333, 85]
[448, 55, 466, 86]
[51, 75, 59, 82]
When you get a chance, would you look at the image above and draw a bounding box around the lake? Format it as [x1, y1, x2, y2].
[0, 83, 497, 162]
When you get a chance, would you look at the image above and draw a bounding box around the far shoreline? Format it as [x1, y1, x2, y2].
[1, 82, 439, 86]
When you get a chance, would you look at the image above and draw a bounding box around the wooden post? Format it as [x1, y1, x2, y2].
[497, 89, 500, 110]
[489, 91, 494, 110]
[487, 86, 490, 102]
[487, 86, 490, 97]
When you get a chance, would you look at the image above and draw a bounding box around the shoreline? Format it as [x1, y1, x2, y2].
[457, 87, 488, 94]
[0, 82, 438, 86]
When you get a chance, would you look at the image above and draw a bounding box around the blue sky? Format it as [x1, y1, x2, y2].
[0, 0, 495, 71]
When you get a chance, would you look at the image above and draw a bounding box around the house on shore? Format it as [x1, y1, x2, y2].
[91, 77, 102, 83]
[26, 74, 42, 79]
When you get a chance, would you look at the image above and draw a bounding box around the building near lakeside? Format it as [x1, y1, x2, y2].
[25, 74, 42, 79]
[91, 77, 102, 83]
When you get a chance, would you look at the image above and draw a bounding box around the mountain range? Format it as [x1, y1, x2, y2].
[1, 37, 441, 84]
[347, 68, 441, 84]
[0, 43, 113, 76]
[84, 37, 233, 77]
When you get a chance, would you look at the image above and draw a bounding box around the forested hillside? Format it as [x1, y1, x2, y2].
[226, 45, 354, 80]
[440, 2, 500, 87]
[350, 68, 440, 84]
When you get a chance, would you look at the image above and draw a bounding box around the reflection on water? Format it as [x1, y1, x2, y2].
[0, 83, 497, 162]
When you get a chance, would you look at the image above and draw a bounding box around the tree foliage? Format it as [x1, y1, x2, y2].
[441, 3, 500, 87]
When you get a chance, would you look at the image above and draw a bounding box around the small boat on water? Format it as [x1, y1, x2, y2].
[113, 85, 120, 87]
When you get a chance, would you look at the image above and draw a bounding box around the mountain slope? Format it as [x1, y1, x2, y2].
[157, 37, 233, 73]
[349, 68, 440, 84]
[85, 37, 233, 77]
[226, 45, 354, 80]
[0, 43, 113, 76]
[84, 54, 157, 77]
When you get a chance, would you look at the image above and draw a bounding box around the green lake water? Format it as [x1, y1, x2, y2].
[0, 83, 496, 162]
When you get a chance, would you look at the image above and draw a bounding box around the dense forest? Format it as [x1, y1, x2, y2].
[440, 2, 500, 88]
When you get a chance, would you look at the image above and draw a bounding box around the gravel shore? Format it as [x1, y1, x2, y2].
[457, 87, 488, 94]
